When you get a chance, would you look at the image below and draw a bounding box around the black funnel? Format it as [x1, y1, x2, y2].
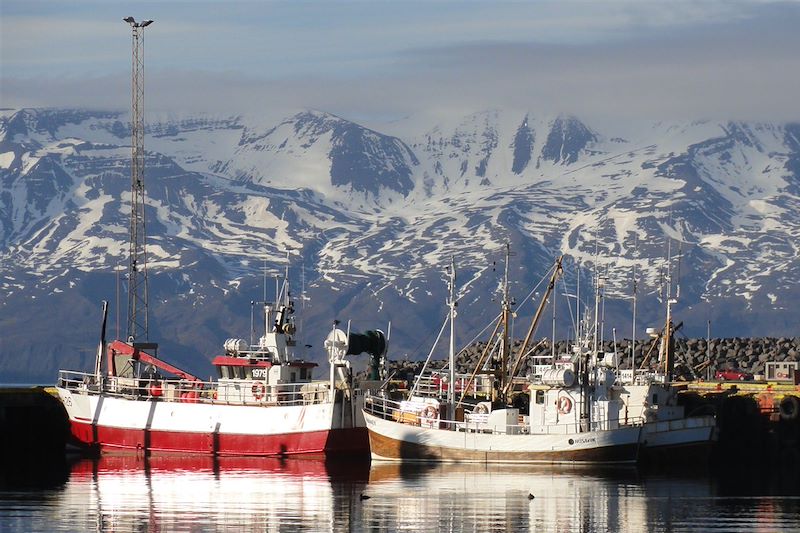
[346, 330, 386, 357]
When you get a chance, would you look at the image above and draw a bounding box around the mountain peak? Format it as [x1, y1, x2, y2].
[541, 115, 596, 165]
[232, 109, 418, 200]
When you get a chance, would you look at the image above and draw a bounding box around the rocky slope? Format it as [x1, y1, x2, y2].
[2, 107, 799, 382]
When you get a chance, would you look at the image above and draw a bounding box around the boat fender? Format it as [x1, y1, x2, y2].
[779, 395, 799, 421]
[556, 396, 573, 415]
[149, 382, 163, 397]
[183, 390, 199, 404]
[422, 405, 438, 419]
[252, 382, 266, 401]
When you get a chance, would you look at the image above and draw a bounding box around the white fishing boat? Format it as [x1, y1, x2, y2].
[363, 253, 643, 464]
[533, 243, 716, 460]
[364, 245, 716, 465]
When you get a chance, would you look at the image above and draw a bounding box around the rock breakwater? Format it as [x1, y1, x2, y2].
[384, 336, 800, 381]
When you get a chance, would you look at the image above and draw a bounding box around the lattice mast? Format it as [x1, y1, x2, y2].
[123, 17, 154, 342]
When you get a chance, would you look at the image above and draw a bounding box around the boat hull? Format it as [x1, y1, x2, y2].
[57, 387, 368, 457]
[363, 411, 641, 464]
[641, 416, 716, 449]
[640, 415, 716, 464]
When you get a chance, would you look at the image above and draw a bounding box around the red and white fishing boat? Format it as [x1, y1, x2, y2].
[54, 25, 390, 458]
[56, 278, 387, 457]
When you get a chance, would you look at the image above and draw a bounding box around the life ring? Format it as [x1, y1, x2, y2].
[422, 405, 438, 419]
[779, 395, 799, 421]
[148, 381, 163, 397]
[474, 403, 489, 415]
[556, 396, 573, 415]
[252, 382, 266, 401]
[180, 390, 199, 404]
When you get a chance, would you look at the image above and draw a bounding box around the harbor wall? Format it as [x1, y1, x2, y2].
[0, 387, 69, 458]
[677, 383, 800, 471]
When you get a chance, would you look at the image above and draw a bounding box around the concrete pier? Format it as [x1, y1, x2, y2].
[678, 382, 800, 470]
[0, 386, 70, 458]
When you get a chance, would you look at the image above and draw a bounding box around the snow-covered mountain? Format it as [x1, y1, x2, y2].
[2, 107, 799, 382]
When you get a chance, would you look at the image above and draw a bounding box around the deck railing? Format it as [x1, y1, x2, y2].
[364, 392, 645, 436]
[412, 372, 494, 398]
[57, 370, 333, 407]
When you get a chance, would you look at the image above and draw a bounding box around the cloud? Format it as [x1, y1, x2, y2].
[3, 2, 799, 124]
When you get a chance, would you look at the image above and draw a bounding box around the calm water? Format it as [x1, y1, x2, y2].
[1, 455, 798, 532]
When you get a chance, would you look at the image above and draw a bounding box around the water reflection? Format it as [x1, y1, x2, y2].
[59, 455, 369, 532]
[363, 464, 645, 532]
[361, 463, 800, 533]
[1, 457, 798, 532]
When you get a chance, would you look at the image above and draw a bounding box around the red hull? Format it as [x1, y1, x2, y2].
[68, 419, 369, 457]
[69, 454, 371, 481]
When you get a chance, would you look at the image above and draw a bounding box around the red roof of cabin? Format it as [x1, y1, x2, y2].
[211, 356, 317, 368]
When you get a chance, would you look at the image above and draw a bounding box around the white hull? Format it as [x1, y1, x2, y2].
[56, 386, 368, 456]
[363, 410, 642, 464]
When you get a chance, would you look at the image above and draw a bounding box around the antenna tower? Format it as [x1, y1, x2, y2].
[123, 17, 154, 342]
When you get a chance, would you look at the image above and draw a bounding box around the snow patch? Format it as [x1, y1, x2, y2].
[0, 151, 15, 169]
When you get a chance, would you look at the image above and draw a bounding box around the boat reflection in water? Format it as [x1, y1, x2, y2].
[363, 464, 646, 532]
[62, 455, 369, 532]
[362, 463, 800, 533]
[45, 457, 799, 532]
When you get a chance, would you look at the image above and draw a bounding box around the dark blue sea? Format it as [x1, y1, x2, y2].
[1, 455, 798, 532]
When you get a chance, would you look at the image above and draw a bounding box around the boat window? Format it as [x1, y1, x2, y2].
[233, 366, 244, 379]
[243, 367, 253, 379]
[535, 390, 545, 404]
[300, 368, 307, 380]
[219, 366, 229, 379]
[652, 393, 659, 405]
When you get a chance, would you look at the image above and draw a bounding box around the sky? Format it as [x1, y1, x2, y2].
[2, 0, 800, 123]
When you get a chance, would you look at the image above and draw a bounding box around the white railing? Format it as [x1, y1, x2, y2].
[363, 392, 644, 436]
[57, 370, 332, 407]
[413, 372, 494, 398]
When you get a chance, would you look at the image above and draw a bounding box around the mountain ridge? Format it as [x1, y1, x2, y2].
[2, 107, 799, 382]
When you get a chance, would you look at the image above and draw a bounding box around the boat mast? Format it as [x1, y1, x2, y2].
[447, 256, 457, 413]
[503, 256, 563, 399]
[498, 243, 512, 403]
[660, 238, 678, 382]
[576, 263, 581, 345]
[551, 273, 557, 360]
[94, 301, 109, 379]
[592, 269, 602, 359]
[281, 250, 291, 306]
[631, 255, 637, 383]
[584, 265, 604, 430]
[263, 259, 271, 339]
